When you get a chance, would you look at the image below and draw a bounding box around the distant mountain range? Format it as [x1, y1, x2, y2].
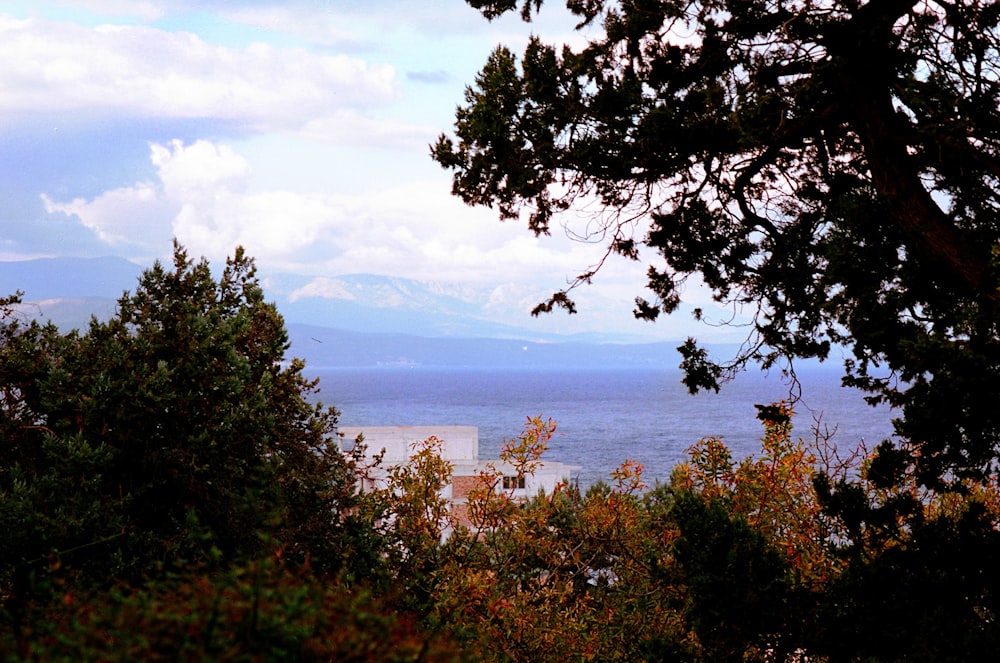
[0, 256, 144, 300]
[0, 256, 700, 369]
[264, 271, 583, 342]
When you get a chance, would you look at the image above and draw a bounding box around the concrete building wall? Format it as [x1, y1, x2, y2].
[339, 425, 478, 463]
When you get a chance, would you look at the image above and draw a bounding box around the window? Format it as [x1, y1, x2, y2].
[502, 475, 526, 490]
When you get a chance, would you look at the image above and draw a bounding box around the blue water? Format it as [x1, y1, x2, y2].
[310, 367, 896, 487]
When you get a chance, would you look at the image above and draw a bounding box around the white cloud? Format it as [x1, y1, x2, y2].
[217, 5, 360, 48]
[152, 139, 251, 194]
[41, 138, 622, 286]
[298, 110, 436, 151]
[219, 1, 592, 49]
[45, 0, 167, 21]
[0, 14, 398, 130]
[41, 181, 174, 246]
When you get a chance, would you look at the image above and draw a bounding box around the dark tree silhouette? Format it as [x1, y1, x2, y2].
[435, 0, 1000, 489]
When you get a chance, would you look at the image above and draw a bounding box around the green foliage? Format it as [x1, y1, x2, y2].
[819, 502, 1000, 662]
[671, 492, 792, 662]
[1, 554, 468, 662]
[0, 244, 364, 620]
[811, 438, 1000, 660]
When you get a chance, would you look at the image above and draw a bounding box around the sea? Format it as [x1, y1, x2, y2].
[309, 366, 896, 488]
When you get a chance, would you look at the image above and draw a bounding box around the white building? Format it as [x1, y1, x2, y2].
[338, 425, 580, 527]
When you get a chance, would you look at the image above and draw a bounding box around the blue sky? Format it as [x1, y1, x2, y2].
[0, 0, 737, 341]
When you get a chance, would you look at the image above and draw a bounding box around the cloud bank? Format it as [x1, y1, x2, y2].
[0, 14, 397, 131]
[42, 139, 619, 287]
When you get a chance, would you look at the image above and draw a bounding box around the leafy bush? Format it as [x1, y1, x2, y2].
[2, 555, 468, 662]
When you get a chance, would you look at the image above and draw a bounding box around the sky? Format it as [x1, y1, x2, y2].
[0, 0, 739, 341]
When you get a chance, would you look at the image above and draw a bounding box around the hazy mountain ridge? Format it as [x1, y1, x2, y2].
[265, 271, 571, 341]
[0, 256, 694, 368]
[13, 297, 120, 330]
[0, 256, 144, 300]
[0, 256, 662, 341]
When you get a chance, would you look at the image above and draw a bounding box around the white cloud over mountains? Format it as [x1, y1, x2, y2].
[41, 139, 614, 289]
[39, 135, 736, 340]
[9, 1, 723, 340]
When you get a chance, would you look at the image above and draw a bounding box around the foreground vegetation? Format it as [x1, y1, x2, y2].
[0, 246, 997, 661]
[7, 0, 1000, 657]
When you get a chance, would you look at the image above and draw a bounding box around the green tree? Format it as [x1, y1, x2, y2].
[0, 244, 363, 617]
[1, 553, 470, 663]
[670, 492, 793, 662]
[434, 0, 1000, 490]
